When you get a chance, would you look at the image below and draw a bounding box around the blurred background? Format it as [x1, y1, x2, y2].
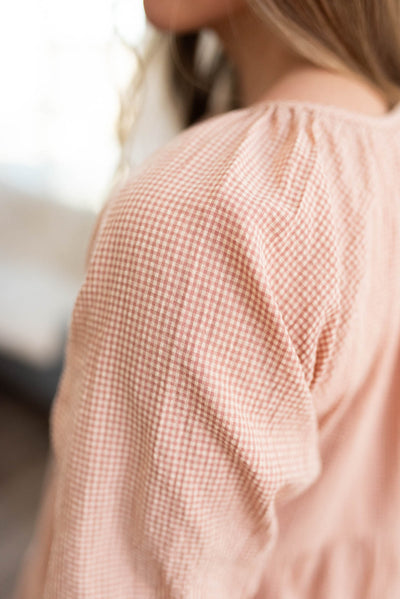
[0, 1, 184, 596]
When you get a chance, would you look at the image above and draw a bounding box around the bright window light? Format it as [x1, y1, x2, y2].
[0, 0, 147, 211]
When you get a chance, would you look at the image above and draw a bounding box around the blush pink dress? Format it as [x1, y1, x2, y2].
[14, 97, 400, 598]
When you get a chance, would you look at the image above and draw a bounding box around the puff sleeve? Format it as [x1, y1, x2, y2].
[17, 165, 322, 599]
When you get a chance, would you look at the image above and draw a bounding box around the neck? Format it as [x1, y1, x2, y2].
[212, 8, 308, 107]
[211, 7, 389, 115]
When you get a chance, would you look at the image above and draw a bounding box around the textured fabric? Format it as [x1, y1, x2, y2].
[15, 98, 400, 599]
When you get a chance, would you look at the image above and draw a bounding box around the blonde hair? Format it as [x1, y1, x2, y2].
[248, 0, 400, 107]
[114, 0, 400, 181]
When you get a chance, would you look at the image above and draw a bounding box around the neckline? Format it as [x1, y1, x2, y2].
[255, 97, 400, 129]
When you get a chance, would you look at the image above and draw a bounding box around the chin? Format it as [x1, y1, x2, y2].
[143, 1, 199, 32]
[143, 1, 176, 31]
[143, 0, 247, 33]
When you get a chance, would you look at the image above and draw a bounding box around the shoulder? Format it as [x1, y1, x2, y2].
[83, 104, 340, 391]
[89, 101, 339, 313]
[98, 102, 328, 251]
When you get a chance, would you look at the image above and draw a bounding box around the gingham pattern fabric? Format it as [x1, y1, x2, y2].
[15, 98, 400, 599]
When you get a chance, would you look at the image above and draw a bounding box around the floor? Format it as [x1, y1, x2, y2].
[0, 394, 50, 599]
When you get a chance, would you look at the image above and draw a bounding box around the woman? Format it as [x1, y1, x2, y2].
[14, 1, 400, 598]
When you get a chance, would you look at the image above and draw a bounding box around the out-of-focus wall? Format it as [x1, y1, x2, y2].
[0, 182, 95, 373]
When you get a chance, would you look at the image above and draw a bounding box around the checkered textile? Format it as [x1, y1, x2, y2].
[15, 99, 400, 598]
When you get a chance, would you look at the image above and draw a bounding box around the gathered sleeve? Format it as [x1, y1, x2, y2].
[15, 175, 322, 599]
